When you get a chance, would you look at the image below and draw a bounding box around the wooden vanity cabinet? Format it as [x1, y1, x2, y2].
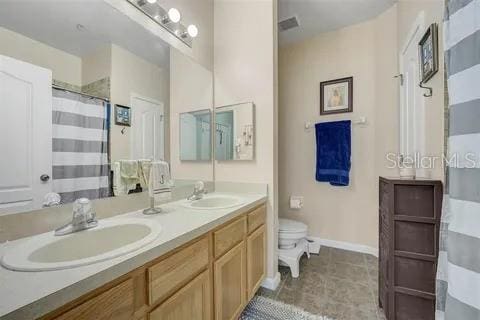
[148, 237, 209, 305]
[149, 270, 211, 320]
[214, 241, 247, 320]
[51, 278, 135, 320]
[246, 224, 266, 300]
[41, 203, 267, 320]
[213, 206, 266, 320]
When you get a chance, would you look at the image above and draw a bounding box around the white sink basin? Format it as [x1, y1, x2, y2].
[1, 218, 161, 271]
[182, 195, 245, 210]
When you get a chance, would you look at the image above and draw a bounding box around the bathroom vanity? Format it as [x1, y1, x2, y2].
[0, 194, 267, 320]
[0, 2, 269, 320]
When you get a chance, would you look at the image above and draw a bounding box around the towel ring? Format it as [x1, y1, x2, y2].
[419, 82, 433, 97]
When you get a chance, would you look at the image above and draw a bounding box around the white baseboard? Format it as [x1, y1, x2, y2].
[261, 271, 281, 291]
[308, 236, 378, 257]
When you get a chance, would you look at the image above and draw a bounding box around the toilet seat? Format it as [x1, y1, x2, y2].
[279, 219, 308, 233]
[278, 218, 309, 277]
[278, 219, 308, 249]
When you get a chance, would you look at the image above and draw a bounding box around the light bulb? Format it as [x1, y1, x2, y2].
[146, 0, 157, 3]
[187, 24, 198, 38]
[168, 8, 181, 23]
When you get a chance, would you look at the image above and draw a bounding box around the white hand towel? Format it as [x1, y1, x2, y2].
[112, 162, 125, 196]
[149, 161, 172, 203]
[138, 159, 152, 188]
[113, 160, 140, 196]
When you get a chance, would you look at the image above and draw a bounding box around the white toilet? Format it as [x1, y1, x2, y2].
[278, 218, 309, 278]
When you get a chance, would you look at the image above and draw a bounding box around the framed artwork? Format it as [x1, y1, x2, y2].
[320, 77, 353, 115]
[419, 23, 439, 83]
[114, 104, 131, 126]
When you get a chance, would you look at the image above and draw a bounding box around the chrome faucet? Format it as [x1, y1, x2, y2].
[55, 198, 98, 236]
[187, 181, 208, 201]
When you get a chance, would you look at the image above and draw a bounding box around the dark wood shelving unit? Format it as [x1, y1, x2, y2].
[379, 177, 442, 320]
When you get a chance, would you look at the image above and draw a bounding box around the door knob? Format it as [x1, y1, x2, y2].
[40, 174, 50, 182]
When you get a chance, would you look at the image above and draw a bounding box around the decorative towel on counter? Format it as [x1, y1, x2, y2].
[149, 161, 173, 203]
[315, 120, 351, 186]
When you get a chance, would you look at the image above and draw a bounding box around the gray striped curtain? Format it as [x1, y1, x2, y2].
[52, 89, 110, 203]
[436, 0, 480, 319]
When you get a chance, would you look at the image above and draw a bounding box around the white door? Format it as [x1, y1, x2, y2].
[130, 95, 164, 161]
[399, 13, 426, 172]
[0, 55, 52, 214]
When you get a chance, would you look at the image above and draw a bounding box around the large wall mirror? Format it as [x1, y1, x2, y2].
[0, 0, 213, 215]
[215, 102, 255, 161]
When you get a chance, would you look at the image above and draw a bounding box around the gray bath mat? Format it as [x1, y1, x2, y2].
[240, 295, 333, 320]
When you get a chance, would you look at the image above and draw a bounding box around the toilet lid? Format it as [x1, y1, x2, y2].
[279, 219, 308, 233]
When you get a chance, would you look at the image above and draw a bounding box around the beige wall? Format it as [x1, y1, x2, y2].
[214, 0, 278, 281]
[81, 45, 111, 85]
[157, 0, 214, 71]
[110, 44, 170, 162]
[279, 1, 444, 249]
[374, 6, 400, 180]
[0, 26, 82, 86]
[170, 48, 214, 181]
[279, 18, 380, 248]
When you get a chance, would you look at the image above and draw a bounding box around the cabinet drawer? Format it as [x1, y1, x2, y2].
[53, 279, 134, 320]
[214, 216, 246, 258]
[148, 237, 209, 305]
[247, 205, 266, 234]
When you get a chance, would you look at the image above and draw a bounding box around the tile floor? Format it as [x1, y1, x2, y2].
[257, 246, 386, 320]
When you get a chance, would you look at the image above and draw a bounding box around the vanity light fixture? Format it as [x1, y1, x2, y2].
[129, 0, 196, 47]
[187, 24, 198, 38]
[178, 25, 198, 39]
[167, 8, 181, 23]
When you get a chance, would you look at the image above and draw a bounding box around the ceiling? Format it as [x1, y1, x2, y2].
[0, 0, 170, 68]
[278, 0, 397, 46]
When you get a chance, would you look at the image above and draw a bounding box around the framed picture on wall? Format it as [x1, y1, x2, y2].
[114, 104, 131, 126]
[320, 77, 353, 115]
[419, 23, 439, 83]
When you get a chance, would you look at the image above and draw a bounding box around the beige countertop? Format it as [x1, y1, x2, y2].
[0, 192, 267, 320]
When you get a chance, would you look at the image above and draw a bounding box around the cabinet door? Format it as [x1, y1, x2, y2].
[149, 270, 211, 320]
[214, 241, 246, 320]
[247, 225, 266, 299]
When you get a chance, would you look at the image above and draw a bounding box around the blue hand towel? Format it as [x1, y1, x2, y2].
[315, 120, 351, 186]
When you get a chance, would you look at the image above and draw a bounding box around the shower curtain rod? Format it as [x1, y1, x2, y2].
[52, 84, 110, 102]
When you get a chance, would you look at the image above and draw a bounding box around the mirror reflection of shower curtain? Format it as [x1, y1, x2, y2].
[216, 123, 233, 160]
[52, 89, 110, 203]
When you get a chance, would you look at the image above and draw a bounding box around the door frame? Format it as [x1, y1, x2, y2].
[398, 11, 425, 159]
[130, 92, 165, 161]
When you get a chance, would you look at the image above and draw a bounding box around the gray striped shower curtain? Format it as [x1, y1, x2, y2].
[436, 0, 480, 319]
[52, 89, 110, 203]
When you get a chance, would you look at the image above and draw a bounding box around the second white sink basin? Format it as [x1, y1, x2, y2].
[1, 218, 161, 271]
[183, 195, 245, 210]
